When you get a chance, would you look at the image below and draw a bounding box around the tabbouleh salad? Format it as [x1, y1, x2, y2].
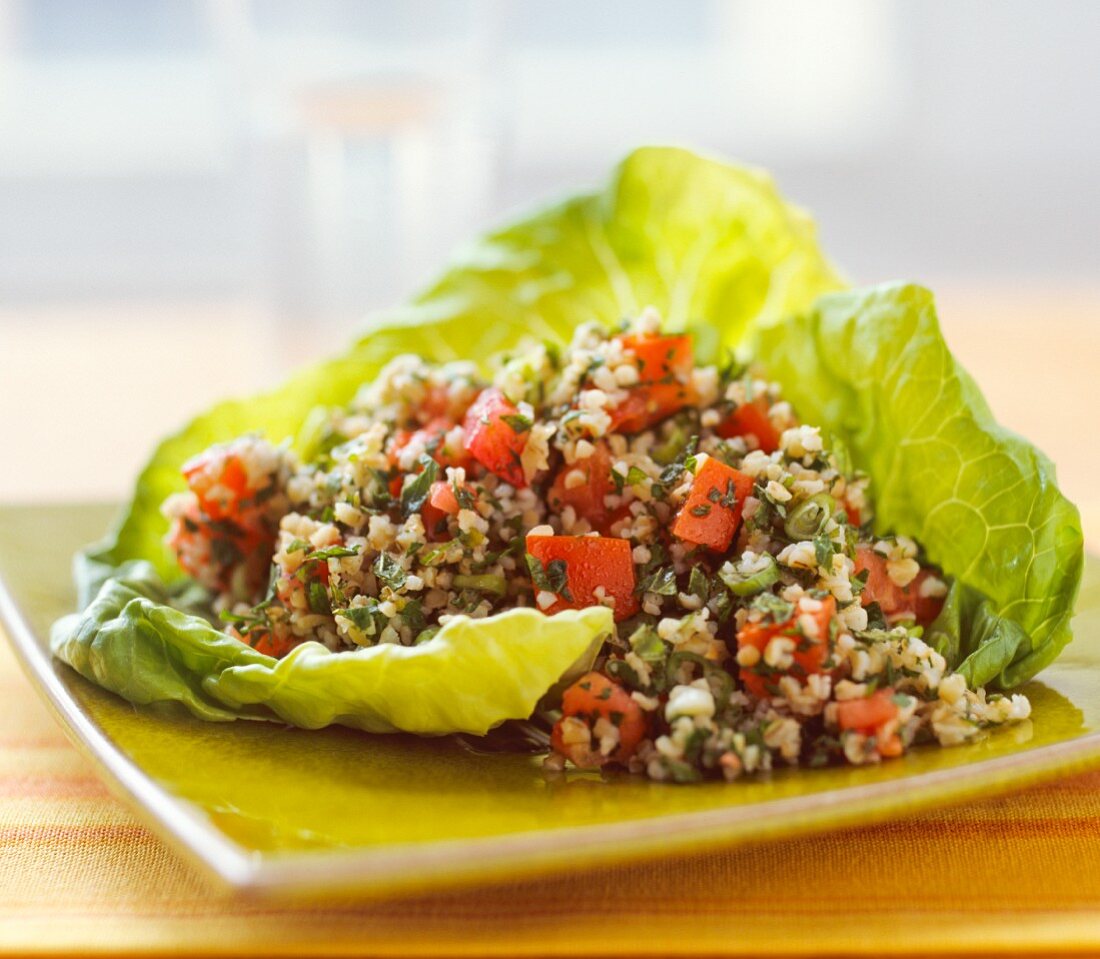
[162, 310, 1030, 783]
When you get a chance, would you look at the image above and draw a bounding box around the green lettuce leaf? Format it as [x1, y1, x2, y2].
[924, 581, 1031, 689]
[53, 563, 614, 735]
[752, 283, 1084, 687]
[57, 146, 841, 732]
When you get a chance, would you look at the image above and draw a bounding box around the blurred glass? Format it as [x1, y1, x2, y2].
[0, 0, 1097, 503]
[2, 0, 1098, 317]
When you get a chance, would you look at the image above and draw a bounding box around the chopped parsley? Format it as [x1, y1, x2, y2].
[611, 464, 648, 494]
[307, 581, 331, 615]
[336, 600, 388, 640]
[309, 544, 360, 561]
[688, 567, 710, 600]
[525, 553, 574, 601]
[814, 531, 836, 568]
[752, 592, 795, 624]
[636, 566, 677, 596]
[373, 552, 407, 590]
[453, 480, 475, 510]
[501, 413, 533, 435]
[400, 454, 439, 516]
[864, 601, 887, 630]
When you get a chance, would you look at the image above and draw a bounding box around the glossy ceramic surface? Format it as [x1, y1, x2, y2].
[2, 503, 1099, 898]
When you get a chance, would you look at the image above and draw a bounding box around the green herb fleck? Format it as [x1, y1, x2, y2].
[501, 413, 533, 435]
[307, 581, 330, 615]
[400, 454, 439, 516]
[636, 566, 677, 596]
[814, 531, 836, 569]
[688, 567, 710, 600]
[373, 552, 407, 590]
[525, 553, 574, 601]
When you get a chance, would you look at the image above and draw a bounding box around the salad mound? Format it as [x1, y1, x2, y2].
[50, 148, 1082, 769]
[160, 311, 1030, 781]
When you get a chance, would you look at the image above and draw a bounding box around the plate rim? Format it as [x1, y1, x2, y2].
[6, 569, 1100, 900]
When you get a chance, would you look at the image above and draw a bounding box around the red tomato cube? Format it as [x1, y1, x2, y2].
[737, 595, 837, 699]
[547, 443, 615, 532]
[715, 397, 781, 453]
[420, 480, 462, 539]
[389, 416, 470, 470]
[462, 389, 530, 487]
[550, 671, 648, 767]
[836, 687, 900, 732]
[672, 457, 754, 552]
[854, 546, 944, 626]
[608, 333, 696, 433]
[525, 533, 639, 621]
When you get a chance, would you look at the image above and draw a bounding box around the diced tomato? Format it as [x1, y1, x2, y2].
[907, 572, 946, 625]
[608, 384, 697, 434]
[420, 483, 451, 539]
[878, 734, 904, 758]
[168, 448, 279, 598]
[550, 671, 648, 767]
[854, 546, 944, 626]
[836, 687, 904, 758]
[429, 480, 461, 514]
[715, 397, 781, 454]
[548, 443, 615, 532]
[603, 503, 637, 534]
[421, 480, 468, 539]
[608, 333, 696, 433]
[421, 382, 472, 422]
[275, 551, 330, 608]
[235, 626, 299, 659]
[736, 595, 837, 699]
[619, 333, 694, 381]
[854, 546, 895, 608]
[389, 417, 470, 470]
[182, 448, 253, 520]
[387, 428, 411, 462]
[844, 503, 862, 527]
[671, 458, 754, 552]
[525, 533, 639, 622]
[836, 688, 899, 732]
[166, 514, 270, 595]
[462, 388, 530, 487]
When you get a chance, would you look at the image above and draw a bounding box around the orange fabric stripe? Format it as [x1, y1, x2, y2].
[0, 778, 110, 799]
[5, 630, 1100, 955]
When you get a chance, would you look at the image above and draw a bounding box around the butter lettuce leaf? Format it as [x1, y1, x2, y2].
[753, 283, 1084, 687]
[53, 563, 614, 735]
[57, 146, 841, 732]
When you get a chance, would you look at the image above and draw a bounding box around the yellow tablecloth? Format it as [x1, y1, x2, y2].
[4, 633, 1100, 956]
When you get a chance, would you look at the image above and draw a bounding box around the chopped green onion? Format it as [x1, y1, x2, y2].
[783, 493, 836, 540]
[718, 553, 779, 596]
[414, 626, 442, 645]
[452, 573, 507, 598]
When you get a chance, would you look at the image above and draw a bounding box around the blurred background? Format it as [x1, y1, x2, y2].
[0, 0, 1097, 533]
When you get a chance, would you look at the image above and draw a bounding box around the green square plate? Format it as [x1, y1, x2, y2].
[2, 503, 1099, 899]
